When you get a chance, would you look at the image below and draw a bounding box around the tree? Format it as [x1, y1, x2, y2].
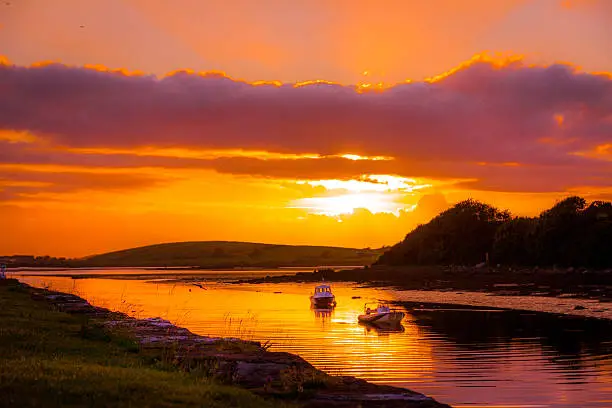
[492, 217, 536, 265]
[377, 199, 510, 266]
[377, 196, 612, 269]
[535, 196, 587, 266]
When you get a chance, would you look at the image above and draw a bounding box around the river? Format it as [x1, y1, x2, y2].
[15, 269, 612, 407]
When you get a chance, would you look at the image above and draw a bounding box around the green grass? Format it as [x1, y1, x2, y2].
[79, 241, 384, 268]
[0, 280, 284, 408]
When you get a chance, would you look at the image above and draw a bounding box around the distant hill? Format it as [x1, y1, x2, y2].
[80, 241, 384, 268]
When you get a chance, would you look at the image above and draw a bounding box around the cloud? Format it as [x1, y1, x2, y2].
[0, 167, 163, 202]
[0, 57, 611, 194]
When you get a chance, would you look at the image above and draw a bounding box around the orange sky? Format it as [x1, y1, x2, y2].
[1, 0, 611, 256]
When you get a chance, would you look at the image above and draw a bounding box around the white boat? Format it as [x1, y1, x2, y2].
[358, 302, 404, 326]
[310, 283, 336, 308]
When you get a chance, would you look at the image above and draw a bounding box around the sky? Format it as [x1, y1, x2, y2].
[1, 0, 611, 256]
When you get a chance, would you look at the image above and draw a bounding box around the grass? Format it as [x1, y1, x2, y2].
[78, 241, 384, 268]
[0, 280, 285, 408]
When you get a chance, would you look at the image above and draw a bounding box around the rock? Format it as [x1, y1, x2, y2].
[234, 362, 290, 387]
[141, 317, 174, 327]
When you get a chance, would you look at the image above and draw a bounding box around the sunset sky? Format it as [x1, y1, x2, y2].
[1, 0, 611, 256]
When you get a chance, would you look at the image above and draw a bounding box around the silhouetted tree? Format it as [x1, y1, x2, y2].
[377, 196, 612, 268]
[377, 199, 510, 265]
[535, 196, 587, 266]
[492, 217, 537, 265]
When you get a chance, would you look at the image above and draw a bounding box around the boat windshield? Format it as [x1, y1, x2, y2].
[315, 286, 331, 293]
[364, 302, 391, 312]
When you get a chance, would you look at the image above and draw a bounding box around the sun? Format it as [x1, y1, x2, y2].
[291, 174, 431, 216]
[294, 192, 402, 216]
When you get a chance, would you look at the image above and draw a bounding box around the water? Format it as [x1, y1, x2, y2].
[16, 270, 612, 407]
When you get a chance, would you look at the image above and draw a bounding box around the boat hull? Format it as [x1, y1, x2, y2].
[358, 311, 404, 325]
[310, 296, 336, 308]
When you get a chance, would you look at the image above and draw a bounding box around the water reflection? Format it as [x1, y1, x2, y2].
[311, 307, 334, 328]
[17, 275, 612, 408]
[360, 322, 406, 336]
[407, 303, 612, 383]
[312, 307, 334, 318]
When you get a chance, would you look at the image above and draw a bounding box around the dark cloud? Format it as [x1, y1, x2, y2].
[1, 60, 611, 160]
[0, 168, 162, 202]
[2, 139, 611, 193]
[0, 59, 611, 194]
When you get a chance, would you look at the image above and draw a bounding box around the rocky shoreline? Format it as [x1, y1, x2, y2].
[21, 281, 449, 408]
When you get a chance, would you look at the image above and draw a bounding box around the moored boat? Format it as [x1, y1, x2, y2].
[310, 283, 336, 308]
[358, 302, 404, 326]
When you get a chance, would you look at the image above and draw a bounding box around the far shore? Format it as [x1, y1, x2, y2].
[237, 264, 612, 299]
[7, 265, 360, 274]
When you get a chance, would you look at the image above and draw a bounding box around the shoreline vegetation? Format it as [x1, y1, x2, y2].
[376, 197, 611, 270]
[0, 279, 448, 408]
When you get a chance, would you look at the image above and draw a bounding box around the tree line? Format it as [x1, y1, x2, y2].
[376, 196, 612, 268]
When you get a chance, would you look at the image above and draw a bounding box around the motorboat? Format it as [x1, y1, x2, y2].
[358, 302, 404, 326]
[310, 283, 336, 308]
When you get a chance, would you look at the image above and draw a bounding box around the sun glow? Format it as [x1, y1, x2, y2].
[0, 130, 40, 144]
[337, 154, 392, 161]
[63, 146, 323, 160]
[293, 192, 404, 216]
[293, 174, 431, 216]
[299, 175, 430, 193]
[58, 147, 392, 162]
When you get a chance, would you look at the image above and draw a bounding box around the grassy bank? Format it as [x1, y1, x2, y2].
[0, 279, 281, 408]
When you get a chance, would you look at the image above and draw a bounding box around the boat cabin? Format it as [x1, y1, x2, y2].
[314, 284, 332, 294]
[364, 302, 391, 314]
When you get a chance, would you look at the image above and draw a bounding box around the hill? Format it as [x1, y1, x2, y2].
[79, 241, 384, 268]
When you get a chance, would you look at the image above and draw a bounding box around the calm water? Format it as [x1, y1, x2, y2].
[17, 270, 612, 408]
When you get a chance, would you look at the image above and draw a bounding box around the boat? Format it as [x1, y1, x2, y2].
[310, 283, 336, 308]
[358, 302, 404, 326]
